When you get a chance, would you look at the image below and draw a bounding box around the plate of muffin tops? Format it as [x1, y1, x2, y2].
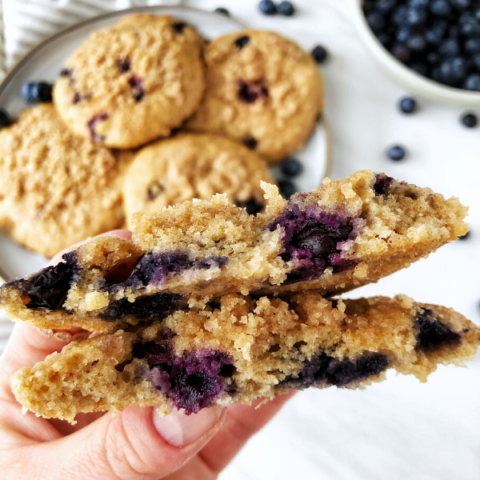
[0, 5, 329, 282]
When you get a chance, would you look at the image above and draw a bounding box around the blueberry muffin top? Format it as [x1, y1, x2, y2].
[0, 104, 132, 257]
[185, 30, 324, 163]
[53, 14, 206, 149]
[122, 133, 275, 225]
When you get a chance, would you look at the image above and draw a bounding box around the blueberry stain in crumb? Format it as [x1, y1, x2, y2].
[214, 7, 230, 16]
[311, 45, 328, 64]
[281, 157, 303, 177]
[259, 0, 277, 15]
[387, 145, 406, 161]
[237, 79, 268, 103]
[242, 135, 257, 149]
[461, 112, 478, 128]
[374, 173, 394, 196]
[414, 308, 461, 352]
[0, 109, 11, 129]
[21, 82, 53, 104]
[234, 35, 250, 49]
[117, 58, 131, 73]
[172, 22, 187, 33]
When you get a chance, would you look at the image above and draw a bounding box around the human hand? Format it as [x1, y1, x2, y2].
[0, 230, 295, 480]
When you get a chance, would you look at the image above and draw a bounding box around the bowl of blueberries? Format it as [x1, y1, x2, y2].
[350, 0, 480, 105]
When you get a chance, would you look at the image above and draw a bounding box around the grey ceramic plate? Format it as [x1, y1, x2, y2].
[0, 5, 330, 282]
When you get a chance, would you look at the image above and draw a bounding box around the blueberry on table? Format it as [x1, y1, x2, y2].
[278, 1, 295, 16]
[278, 179, 297, 199]
[387, 145, 406, 161]
[464, 74, 480, 91]
[399, 97, 417, 114]
[311, 45, 328, 64]
[0, 108, 10, 129]
[281, 157, 303, 177]
[461, 113, 478, 128]
[259, 0, 277, 15]
[21, 82, 53, 104]
[458, 231, 470, 240]
[214, 7, 230, 16]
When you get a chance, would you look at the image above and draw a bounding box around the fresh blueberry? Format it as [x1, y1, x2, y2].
[392, 5, 408, 25]
[387, 145, 407, 161]
[311, 45, 328, 64]
[465, 37, 480, 54]
[430, 0, 451, 16]
[450, 0, 471, 9]
[409, 0, 428, 7]
[459, 12, 480, 35]
[21, 81, 53, 104]
[259, 0, 277, 15]
[440, 57, 467, 85]
[391, 43, 411, 62]
[459, 231, 470, 240]
[281, 157, 303, 177]
[367, 12, 386, 32]
[396, 26, 411, 43]
[399, 96, 417, 114]
[0, 109, 10, 129]
[376, 0, 396, 13]
[439, 38, 461, 57]
[406, 7, 427, 26]
[464, 74, 480, 91]
[407, 34, 427, 52]
[476, 7, 480, 21]
[426, 51, 440, 64]
[278, 179, 297, 199]
[472, 53, 480, 70]
[425, 28, 443, 45]
[461, 112, 478, 128]
[214, 7, 230, 16]
[278, 1, 295, 16]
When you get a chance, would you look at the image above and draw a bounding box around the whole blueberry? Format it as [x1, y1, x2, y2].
[397, 27, 411, 43]
[21, 81, 53, 104]
[214, 7, 230, 16]
[463, 73, 480, 92]
[472, 52, 480, 69]
[461, 112, 478, 128]
[426, 51, 440, 64]
[464, 74, 480, 91]
[399, 96, 417, 114]
[392, 5, 408, 25]
[376, 0, 396, 13]
[391, 43, 411, 62]
[407, 34, 427, 51]
[281, 157, 303, 177]
[259, 0, 277, 15]
[311, 45, 328, 64]
[459, 12, 480, 36]
[450, 0, 471, 9]
[425, 27, 444, 45]
[430, 0, 451, 16]
[278, 179, 297, 199]
[387, 145, 407, 161]
[459, 231, 470, 240]
[439, 38, 461, 57]
[0, 108, 10, 129]
[440, 57, 467, 85]
[278, 1, 295, 16]
[465, 37, 480, 54]
[476, 7, 480, 21]
[367, 12, 386, 32]
[409, 0, 428, 7]
[406, 7, 427, 26]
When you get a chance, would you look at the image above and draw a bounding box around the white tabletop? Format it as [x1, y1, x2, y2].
[1, 1, 479, 479]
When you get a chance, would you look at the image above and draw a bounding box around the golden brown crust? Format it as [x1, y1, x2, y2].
[185, 30, 324, 162]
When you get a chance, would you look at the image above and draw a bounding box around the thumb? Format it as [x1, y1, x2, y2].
[28, 404, 225, 480]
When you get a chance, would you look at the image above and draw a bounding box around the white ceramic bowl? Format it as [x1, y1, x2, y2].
[349, 0, 480, 105]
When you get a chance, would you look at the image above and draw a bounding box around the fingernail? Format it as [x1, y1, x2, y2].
[153, 405, 224, 448]
[54, 332, 72, 342]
